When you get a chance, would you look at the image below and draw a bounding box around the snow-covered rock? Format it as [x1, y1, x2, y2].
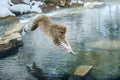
[70, 0, 77, 5]
[0, 6, 15, 18]
[70, 0, 83, 5]
[93, 1, 104, 6]
[0, 0, 15, 18]
[9, 4, 31, 14]
[30, 1, 43, 13]
[84, 1, 104, 8]
[0, 0, 12, 7]
[84, 2, 94, 8]
[22, 0, 31, 4]
[9, 1, 43, 14]
[0, 0, 43, 18]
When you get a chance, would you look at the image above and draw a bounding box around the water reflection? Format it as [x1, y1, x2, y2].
[0, 4, 120, 80]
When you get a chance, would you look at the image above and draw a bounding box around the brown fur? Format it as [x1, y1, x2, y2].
[30, 15, 67, 46]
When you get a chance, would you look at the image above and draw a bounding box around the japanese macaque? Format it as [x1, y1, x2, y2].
[22, 15, 76, 55]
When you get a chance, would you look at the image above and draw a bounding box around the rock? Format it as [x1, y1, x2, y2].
[0, 33, 22, 46]
[74, 66, 92, 76]
[42, 0, 71, 12]
[26, 62, 46, 80]
[84, 1, 104, 8]
[0, 22, 26, 58]
[69, 75, 85, 80]
[69, 74, 96, 80]
[59, 0, 71, 7]
[9, 4, 31, 15]
[11, 0, 25, 4]
[0, 16, 18, 25]
[71, 3, 83, 7]
[68, 66, 95, 80]
[44, 0, 59, 5]
[42, 3, 56, 12]
[0, 16, 18, 20]
[4, 23, 25, 36]
[0, 33, 23, 58]
[88, 40, 120, 50]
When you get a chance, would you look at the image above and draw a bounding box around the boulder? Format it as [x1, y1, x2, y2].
[4, 23, 25, 36]
[0, 22, 26, 58]
[0, 33, 23, 58]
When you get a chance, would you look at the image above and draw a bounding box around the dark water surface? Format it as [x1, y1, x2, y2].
[0, 3, 120, 80]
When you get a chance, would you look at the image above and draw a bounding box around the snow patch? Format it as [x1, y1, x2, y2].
[9, 4, 31, 14]
[20, 20, 30, 23]
[31, 1, 44, 13]
[0, 6, 15, 18]
[0, 0, 11, 7]
[0, 0, 43, 18]
[30, 1, 43, 13]
[22, 0, 31, 4]
[70, 0, 83, 5]
[84, 2, 94, 8]
[84, 1, 104, 8]
[0, 0, 15, 18]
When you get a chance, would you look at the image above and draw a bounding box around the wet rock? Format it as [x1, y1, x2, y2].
[0, 16, 18, 25]
[4, 23, 25, 36]
[89, 40, 120, 50]
[0, 33, 22, 47]
[0, 23, 25, 58]
[68, 66, 95, 80]
[26, 62, 46, 80]
[74, 66, 93, 76]
[26, 64, 94, 80]
[69, 74, 96, 80]
[69, 75, 85, 80]
[0, 33, 23, 58]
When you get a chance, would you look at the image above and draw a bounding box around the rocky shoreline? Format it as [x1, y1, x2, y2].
[0, 22, 26, 59]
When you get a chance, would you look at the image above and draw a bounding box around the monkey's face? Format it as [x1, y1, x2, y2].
[52, 25, 76, 55]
